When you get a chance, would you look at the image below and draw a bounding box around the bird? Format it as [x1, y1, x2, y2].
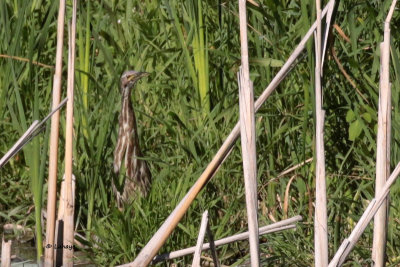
[113, 70, 151, 209]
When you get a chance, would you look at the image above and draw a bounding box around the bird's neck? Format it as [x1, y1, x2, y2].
[121, 93, 142, 156]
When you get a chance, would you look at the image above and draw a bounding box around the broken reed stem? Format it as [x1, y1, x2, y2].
[1, 236, 11, 267]
[63, 0, 77, 265]
[192, 211, 209, 267]
[329, 160, 400, 266]
[152, 215, 302, 263]
[238, 0, 259, 266]
[0, 98, 67, 170]
[55, 175, 76, 265]
[0, 121, 39, 168]
[320, 0, 335, 69]
[44, 0, 66, 266]
[372, 2, 397, 266]
[314, 0, 328, 266]
[126, 3, 333, 266]
[57, 175, 76, 222]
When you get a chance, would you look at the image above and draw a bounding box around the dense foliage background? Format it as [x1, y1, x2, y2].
[1, 0, 400, 265]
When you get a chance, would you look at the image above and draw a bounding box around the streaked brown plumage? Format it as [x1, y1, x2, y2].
[113, 70, 151, 208]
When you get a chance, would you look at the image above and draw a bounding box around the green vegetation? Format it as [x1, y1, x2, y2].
[1, 0, 400, 265]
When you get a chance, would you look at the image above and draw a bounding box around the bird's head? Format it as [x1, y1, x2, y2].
[120, 70, 149, 96]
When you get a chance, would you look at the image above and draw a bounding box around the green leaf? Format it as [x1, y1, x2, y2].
[346, 109, 356, 122]
[349, 120, 362, 141]
[362, 112, 372, 123]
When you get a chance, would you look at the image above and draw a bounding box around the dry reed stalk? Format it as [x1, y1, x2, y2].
[0, 54, 54, 69]
[314, 0, 328, 266]
[62, 0, 77, 265]
[0, 98, 67, 170]
[125, 2, 333, 266]
[372, 1, 397, 265]
[329, 159, 400, 266]
[57, 175, 76, 222]
[192, 211, 209, 267]
[238, 0, 259, 265]
[283, 175, 297, 218]
[1, 236, 11, 267]
[320, 0, 335, 70]
[0, 121, 39, 168]
[44, 0, 66, 265]
[277, 158, 313, 179]
[260, 158, 313, 190]
[54, 175, 76, 265]
[333, 24, 350, 43]
[152, 215, 302, 263]
[246, 0, 259, 7]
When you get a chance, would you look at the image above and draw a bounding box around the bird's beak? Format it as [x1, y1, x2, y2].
[127, 72, 150, 81]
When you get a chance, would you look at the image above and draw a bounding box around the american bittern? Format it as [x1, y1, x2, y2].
[113, 70, 151, 208]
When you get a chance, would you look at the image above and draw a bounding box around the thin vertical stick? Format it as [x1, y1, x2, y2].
[206, 221, 220, 267]
[372, 38, 389, 267]
[314, 0, 328, 266]
[127, 3, 333, 266]
[372, 1, 397, 265]
[386, 82, 391, 186]
[238, 0, 259, 265]
[63, 0, 77, 265]
[192, 211, 209, 267]
[1, 236, 11, 267]
[44, 0, 66, 265]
